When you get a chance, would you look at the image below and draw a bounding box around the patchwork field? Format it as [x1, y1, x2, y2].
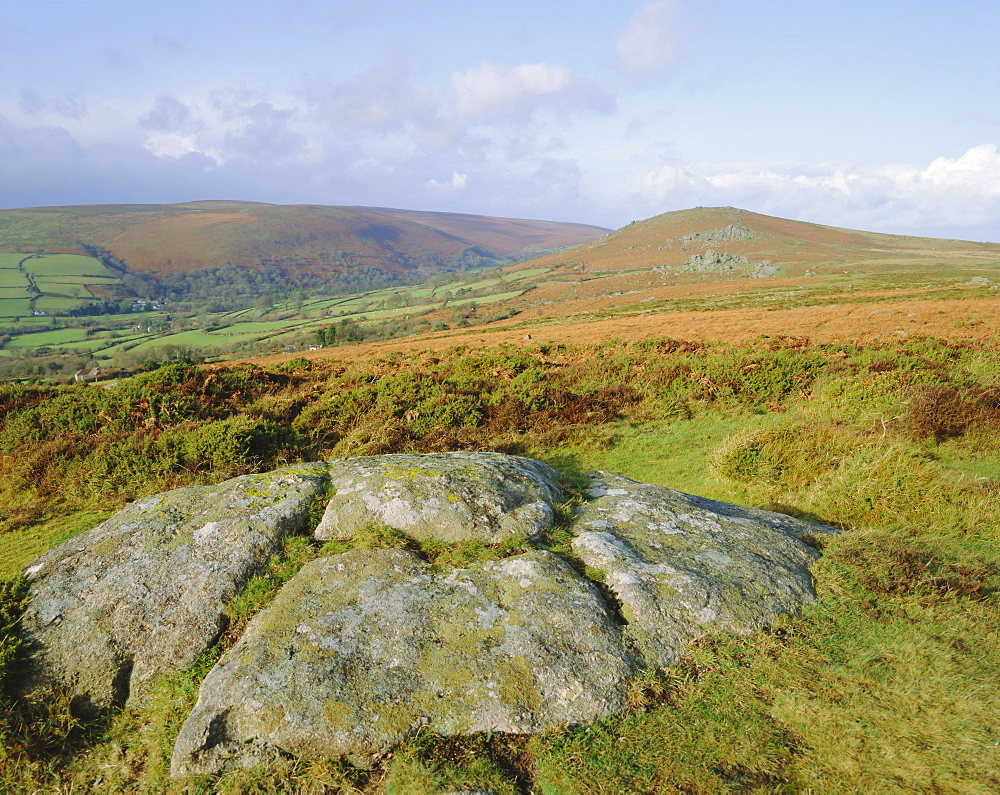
[0, 253, 121, 318]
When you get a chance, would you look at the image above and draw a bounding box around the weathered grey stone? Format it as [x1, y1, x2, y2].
[170, 548, 633, 776]
[680, 224, 759, 245]
[570, 471, 837, 670]
[314, 452, 564, 544]
[18, 463, 330, 715]
[654, 248, 779, 279]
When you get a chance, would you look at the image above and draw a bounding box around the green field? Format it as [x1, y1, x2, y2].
[3, 328, 92, 348]
[93, 334, 160, 358]
[125, 329, 248, 352]
[33, 280, 93, 298]
[510, 267, 550, 280]
[33, 296, 84, 314]
[0, 298, 33, 317]
[22, 253, 117, 278]
[460, 289, 525, 304]
[38, 274, 121, 285]
[0, 271, 28, 289]
[207, 318, 318, 337]
[0, 254, 125, 322]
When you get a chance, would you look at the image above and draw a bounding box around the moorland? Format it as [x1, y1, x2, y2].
[0, 203, 997, 792]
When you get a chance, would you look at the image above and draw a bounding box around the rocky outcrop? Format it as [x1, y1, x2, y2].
[170, 548, 632, 775]
[570, 472, 835, 669]
[315, 452, 563, 544]
[17, 464, 330, 714]
[654, 249, 778, 278]
[679, 224, 758, 245]
[16, 451, 836, 776]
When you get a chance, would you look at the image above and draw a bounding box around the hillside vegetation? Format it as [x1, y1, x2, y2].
[0, 201, 607, 282]
[1, 205, 998, 790]
[0, 201, 609, 378]
[3, 205, 1000, 382]
[0, 335, 997, 791]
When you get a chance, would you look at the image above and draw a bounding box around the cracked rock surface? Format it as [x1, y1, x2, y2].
[170, 548, 632, 776]
[16, 452, 835, 776]
[570, 471, 837, 669]
[315, 452, 564, 544]
[18, 463, 330, 714]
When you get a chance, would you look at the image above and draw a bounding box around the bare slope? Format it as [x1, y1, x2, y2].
[0, 201, 608, 280]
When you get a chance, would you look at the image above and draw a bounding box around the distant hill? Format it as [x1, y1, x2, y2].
[471, 205, 1000, 324]
[0, 201, 609, 286]
[518, 206, 1000, 281]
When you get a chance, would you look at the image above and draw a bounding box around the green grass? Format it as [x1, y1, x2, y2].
[0, 253, 27, 269]
[124, 328, 241, 351]
[0, 510, 115, 577]
[22, 254, 115, 278]
[3, 328, 92, 348]
[33, 282, 91, 299]
[0, 299, 32, 317]
[557, 413, 758, 502]
[33, 296, 84, 314]
[208, 318, 325, 337]
[30, 275, 120, 285]
[0, 271, 29, 289]
[511, 267, 551, 279]
[0, 338, 998, 792]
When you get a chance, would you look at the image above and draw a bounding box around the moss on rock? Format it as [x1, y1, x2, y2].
[170, 547, 633, 777]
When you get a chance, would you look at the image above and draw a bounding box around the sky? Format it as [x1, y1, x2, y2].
[1, 0, 999, 241]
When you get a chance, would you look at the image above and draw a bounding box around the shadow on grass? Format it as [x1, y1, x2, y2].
[537, 453, 593, 497]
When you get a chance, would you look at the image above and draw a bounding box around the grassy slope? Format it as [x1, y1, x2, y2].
[3, 205, 1000, 369]
[0, 338, 997, 792]
[522, 206, 1000, 276]
[0, 202, 608, 278]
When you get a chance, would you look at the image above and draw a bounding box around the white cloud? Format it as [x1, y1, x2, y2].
[143, 131, 216, 163]
[427, 171, 468, 190]
[451, 61, 610, 121]
[918, 143, 1000, 196]
[304, 60, 436, 133]
[630, 144, 1000, 239]
[134, 92, 318, 169]
[616, 0, 679, 75]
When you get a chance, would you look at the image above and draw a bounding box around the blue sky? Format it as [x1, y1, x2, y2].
[1, 0, 999, 241]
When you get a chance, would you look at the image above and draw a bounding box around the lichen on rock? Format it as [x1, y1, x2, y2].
[314, 452, 564, 544]
[17, 463, 331, 715]
[170, 547, 633, 776]
[12, 451, 838, 777]
[570, 471, 837, 669]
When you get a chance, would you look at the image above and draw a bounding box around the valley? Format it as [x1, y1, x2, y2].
[1, 204, 998, 380]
